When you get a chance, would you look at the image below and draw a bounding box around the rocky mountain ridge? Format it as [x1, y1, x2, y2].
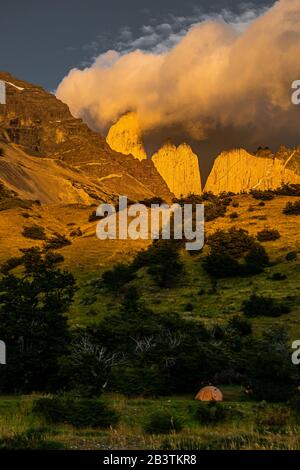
[205, 148, 300, 194]
[0, 72, 172, 203]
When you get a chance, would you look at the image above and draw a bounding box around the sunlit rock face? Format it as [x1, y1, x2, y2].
[106, 112, 147, 161]
[151, 141, 202, 198]
[205, 148, 300, 194]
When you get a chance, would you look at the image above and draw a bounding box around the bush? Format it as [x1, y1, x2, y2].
[88, 210, 100, 222]
[256, 229, 280, 242]
[33, 397, 119, 428]
[271, 272, 287, 281]
[244, 327, 296, 402]
[286, 251, 297, 261]
[232, 201, 239, 208]
[276, 184, 300, 197]
[139, 197, 166, 207]
[143, 411, 183, 434]
[242, 293, 290, 318]
[283, 200, 300, 215]
[102, 263, 136, 292]
[203, 229, 269, 277]
[250, 190, 275, 201]
[229, 212, 239, 219]
[227, 316, 252, 336]
[133, 240, 184, 288]
[22, 224, 46, 240]
[70, 227, 82, 237]
[258, 202, 266, 207]
[111, 366, 169, 397]
[44, 233, 71, 250]
[244, 243, 270, 274]
[0, 427, 64, 450]
[190, 402, 227, 424]
[0, 256, 23, 274]
[289, 395, 300, 415]
[203, 251, 243, 278]
[206, 228, 255, 259]
[184, 303, 194, 312]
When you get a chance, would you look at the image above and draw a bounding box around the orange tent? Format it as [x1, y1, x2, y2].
[195, 386, 223, 402]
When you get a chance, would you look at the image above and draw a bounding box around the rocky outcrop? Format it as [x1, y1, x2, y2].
[0, 72, 171, 202]
[152, 141, 202, 198]
[205, 148, 300, 194]
[106, 112, 147, 161]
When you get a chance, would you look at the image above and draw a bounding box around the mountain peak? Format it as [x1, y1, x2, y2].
[152, 142, 202, 198]
[106, 112, 147, 161]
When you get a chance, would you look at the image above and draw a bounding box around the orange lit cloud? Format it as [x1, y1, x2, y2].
[57, 0, 300, 143]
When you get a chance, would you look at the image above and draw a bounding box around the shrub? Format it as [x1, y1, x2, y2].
[289, 395, 300, 415]
[133, 240, 184, 288]
[283, 200, 300, 215]
[0, 256, 23, 274]
[184, 303, 194, 312]
[0, 147, 4, 157]
[242, 293, 290, 318]
[102, 263, 136, 292]
[203, 252, 243, 278]
[111, 366, 169, 397]
[258, 202, 266, 207]
[33, 397, 119, 428]
[232, 201, 239, 208]
[70, 227, 82, 237]
[190, 402, 227, 424]
[22, 224, 46, 240]
[203, 229, 269, 277]
[244, 327, 296, 402]
[0, 427, 64, 450]
[44, 233, 71, 250]
[229, 212, 239, 219]
[286, 251, 297, 261]
[244, 243, 270, 274]
[0, 249, 75, 393]
[227, 316, 252, 336]
[256, 409, 290, 427]
[256, 229, 280, 242]
[271, 272, 287, 281]
[143, 411, 183, 434]
[276, 184, 300, 197]
[206, 228, 255, 259]
[88, 210, 101, 222]
[250, 189, 275, 201]
[139, 197, 165, 207]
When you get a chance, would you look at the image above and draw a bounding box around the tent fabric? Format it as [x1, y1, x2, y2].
[195, 386, 223, 402]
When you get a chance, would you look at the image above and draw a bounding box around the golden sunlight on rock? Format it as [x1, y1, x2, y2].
[205, 148, 300, 194]
[106, 112, 147, 161]
[152, 141, 202, 198]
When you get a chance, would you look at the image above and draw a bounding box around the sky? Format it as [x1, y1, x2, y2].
[2, 0, 300, 179]
[0, 0, 274, 90]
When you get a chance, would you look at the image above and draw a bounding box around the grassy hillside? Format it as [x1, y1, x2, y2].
[0, 193, 299, 334]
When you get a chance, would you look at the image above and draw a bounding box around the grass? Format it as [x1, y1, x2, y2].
[55, 194, 299, 333]
[0, 392, 300, 450]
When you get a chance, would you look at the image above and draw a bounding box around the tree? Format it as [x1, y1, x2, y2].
[243, 327, 296, 402]
[0, 248, 76, 392]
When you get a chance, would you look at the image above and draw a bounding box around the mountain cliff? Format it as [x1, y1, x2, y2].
[205, 148, 300, 194]
[0, 72, 171, 203]
[106, 112, 147, 161]
[152, 141, 202, 197]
